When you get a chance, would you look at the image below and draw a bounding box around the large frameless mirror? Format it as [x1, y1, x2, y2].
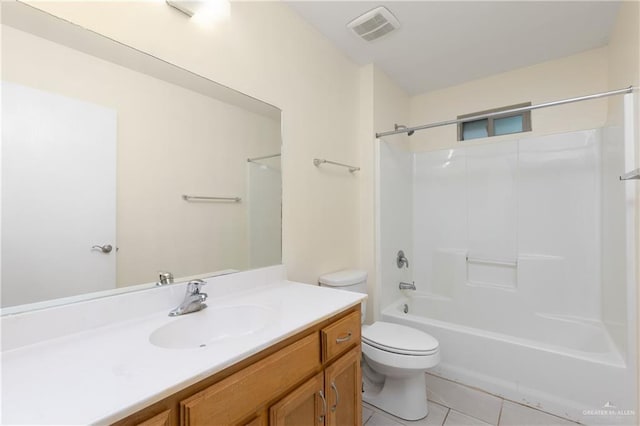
[1, 2, 282, 312]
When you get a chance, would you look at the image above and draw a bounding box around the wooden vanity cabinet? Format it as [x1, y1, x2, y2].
[181, 332, 321, 425]
[269, 346, 361, 426]
[116, 306, 361, 426]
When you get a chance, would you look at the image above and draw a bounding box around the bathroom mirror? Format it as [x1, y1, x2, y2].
[1, 2, 282, 311]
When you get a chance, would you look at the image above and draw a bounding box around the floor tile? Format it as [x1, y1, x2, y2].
[363, 405, 375, 424]
[400, 401, 450, 426]
[364, 400, 449, 426]
[426, 374, 502, 425]
[499, 401, 578, 425]
[366, 412, 405, 426]
[444, 410, 492, 426]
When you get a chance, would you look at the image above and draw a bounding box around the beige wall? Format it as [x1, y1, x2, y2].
[2, 24, 281, 287]
[409, 47, 609, 152]
[371, 67, 410, 322]
[29, 1, 362, 285]
[607, 1, 640, 126]
[357, 64, 411, 322]
[357, 64, 375, 321]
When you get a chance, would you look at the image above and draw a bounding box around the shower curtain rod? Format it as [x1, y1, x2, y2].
[375, 86, 636, 138]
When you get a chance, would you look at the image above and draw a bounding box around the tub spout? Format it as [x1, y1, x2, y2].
[399, 281, 416, 290]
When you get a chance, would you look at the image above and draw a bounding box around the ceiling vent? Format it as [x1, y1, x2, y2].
[347, 6, 400, 42]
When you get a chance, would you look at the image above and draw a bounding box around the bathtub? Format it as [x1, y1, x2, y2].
[381, 294, 636, 425]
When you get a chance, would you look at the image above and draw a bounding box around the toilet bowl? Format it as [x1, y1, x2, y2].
[318, 270, 440, 421]
[361, 322, 440, 420]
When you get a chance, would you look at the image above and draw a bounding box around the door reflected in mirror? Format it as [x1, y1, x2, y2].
[1, 3, 282, 310]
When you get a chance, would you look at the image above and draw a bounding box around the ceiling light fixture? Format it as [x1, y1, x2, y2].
[166, 0, 230, 23]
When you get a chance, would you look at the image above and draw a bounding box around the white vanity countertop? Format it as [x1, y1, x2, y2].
[1, 267, 365, 425]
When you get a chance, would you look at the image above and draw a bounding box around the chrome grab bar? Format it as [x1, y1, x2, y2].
[182, 194, 241, 202]
[313, 158, 360, 173]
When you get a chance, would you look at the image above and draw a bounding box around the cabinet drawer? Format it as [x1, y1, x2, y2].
[181, 333, 321, 425]
[321, 311, 360, 362]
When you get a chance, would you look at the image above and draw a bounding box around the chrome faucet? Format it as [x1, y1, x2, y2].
[399, 281, 416, 290]
[169, 279, 208, 316]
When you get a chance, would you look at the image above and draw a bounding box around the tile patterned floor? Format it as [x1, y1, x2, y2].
[362, 374, 580, 426]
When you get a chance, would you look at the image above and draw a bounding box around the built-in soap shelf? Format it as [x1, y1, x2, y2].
[466, 256, 517, 267]
[466, 254, 518, 289]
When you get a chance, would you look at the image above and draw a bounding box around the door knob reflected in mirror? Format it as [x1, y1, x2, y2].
[92, 244, 113, 254]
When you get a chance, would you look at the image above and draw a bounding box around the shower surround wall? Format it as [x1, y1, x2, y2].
[377, 128, 636, 424]
[377, 140, 414, 316]
[414, 131, 601, 321]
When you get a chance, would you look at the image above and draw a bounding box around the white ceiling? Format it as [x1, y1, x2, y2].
[286, 1, 621, 95]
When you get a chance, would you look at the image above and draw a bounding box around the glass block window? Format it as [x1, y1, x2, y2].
[458, 102, 531, 141]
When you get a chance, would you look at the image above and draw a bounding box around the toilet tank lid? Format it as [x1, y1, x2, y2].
[318, 269, 367, 286]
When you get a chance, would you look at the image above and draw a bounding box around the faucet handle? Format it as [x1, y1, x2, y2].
[396, 250, 409, 268]
[186, 279, 206, 294]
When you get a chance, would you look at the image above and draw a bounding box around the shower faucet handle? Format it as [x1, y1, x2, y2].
[397, 250, 409, 268]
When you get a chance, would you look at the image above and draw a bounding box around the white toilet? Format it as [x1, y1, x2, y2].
[318, 270, 440, 421]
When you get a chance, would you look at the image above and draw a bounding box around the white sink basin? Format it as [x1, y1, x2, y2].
[150, 305, 276, 349]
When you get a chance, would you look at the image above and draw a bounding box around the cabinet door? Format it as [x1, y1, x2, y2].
[324, 348, 361, 426]
[181, 333, 321, 425]
[270, 373, 325, 426]
[243, 412, 267, 426]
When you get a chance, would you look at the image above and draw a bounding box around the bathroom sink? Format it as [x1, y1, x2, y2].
[150, 305, 276, 349]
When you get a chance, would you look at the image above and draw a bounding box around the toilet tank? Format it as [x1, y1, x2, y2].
[318, 270, 367, 322]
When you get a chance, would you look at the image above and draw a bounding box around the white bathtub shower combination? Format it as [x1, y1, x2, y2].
[376, 126, 637, 425]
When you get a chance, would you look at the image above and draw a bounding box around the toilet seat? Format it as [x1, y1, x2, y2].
[362, 322, 439, 356]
